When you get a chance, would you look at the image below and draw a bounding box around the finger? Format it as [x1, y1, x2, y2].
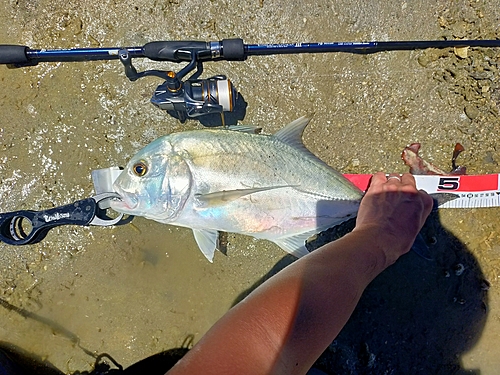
[365, 172, 390, 193]
[400, 173, 416, 187]
[369, 172, 389, 187]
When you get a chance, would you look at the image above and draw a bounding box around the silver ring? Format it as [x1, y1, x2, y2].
[387, 176, 401, 182]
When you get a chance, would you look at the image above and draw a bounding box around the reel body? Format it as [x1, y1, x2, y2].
[151, 74, 236, 121]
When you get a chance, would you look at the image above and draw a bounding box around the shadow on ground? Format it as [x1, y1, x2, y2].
[237, 213, 489, 375]
[0, 213, 488, 375]
[0, 340, 190, 375]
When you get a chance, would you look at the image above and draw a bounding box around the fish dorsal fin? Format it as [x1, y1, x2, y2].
[274, 115, 311, 148]
[195, 185, 295, 207]
[192, 229, 219, 262]
[273, 115, 329, 167]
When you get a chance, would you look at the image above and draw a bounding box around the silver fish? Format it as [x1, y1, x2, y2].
[110, 116, 363, 262]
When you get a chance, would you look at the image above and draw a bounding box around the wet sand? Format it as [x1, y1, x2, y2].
[0, 0, 499, 373]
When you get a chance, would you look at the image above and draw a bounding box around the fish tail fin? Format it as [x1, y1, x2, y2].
[410, 233, 432, 260]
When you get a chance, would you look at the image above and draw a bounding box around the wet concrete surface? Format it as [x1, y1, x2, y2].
[0, 0, 499, 373]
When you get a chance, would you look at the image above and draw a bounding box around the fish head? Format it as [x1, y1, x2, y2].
[110, 137, 192, 222]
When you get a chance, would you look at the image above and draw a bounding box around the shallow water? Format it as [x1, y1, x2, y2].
[0, 0, 499, 373]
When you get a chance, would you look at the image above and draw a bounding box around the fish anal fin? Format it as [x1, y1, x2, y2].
[274, 233, 316, 258]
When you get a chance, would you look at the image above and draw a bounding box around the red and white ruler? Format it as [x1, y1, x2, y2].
[344, 174, 500, 208]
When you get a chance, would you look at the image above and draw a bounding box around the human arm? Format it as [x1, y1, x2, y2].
[166, 172, 434, 375]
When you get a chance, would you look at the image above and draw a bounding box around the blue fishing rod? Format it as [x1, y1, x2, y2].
[1, 38, 499, 121]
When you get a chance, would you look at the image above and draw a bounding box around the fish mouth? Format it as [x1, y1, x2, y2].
[109, 191, 139, 213]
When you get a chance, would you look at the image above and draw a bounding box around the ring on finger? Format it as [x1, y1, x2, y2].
[387, 176, 401, 182]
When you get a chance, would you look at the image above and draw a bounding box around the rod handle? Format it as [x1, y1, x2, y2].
[0, 45, 31, 65]
[143, 41, 209, 62]
[142, 38, 246, 62]
[221, 38, 245, 60]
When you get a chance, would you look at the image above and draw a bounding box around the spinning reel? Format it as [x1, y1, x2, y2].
[118, 44, 237, 122]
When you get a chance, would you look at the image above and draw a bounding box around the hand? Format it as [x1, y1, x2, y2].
[353, 172, 434, 266]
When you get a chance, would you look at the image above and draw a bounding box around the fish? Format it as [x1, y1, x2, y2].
[402, 143, 466, 175]
[110, 116, 363, 262]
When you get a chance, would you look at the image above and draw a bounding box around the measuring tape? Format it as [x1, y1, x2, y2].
[344, 174, 500, 208]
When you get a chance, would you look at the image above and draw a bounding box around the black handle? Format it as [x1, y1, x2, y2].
[142, 38, 246, 62]
[221, 38, 245, 60]
[0, 198, 97, 245]
[0, 45, 31, 65]
[143, 41, 210, 62]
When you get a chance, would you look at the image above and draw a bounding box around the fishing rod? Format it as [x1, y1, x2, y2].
[1, 38, 499, 122]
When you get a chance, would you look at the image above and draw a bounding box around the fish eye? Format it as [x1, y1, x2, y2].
[132, 161, 148, 177]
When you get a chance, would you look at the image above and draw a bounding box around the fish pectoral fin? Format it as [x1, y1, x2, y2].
[192, 229, 219, 263]
[225, 125, 262, 134]
[195, 186, 294, 206]
[274, 232, 317, 258]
